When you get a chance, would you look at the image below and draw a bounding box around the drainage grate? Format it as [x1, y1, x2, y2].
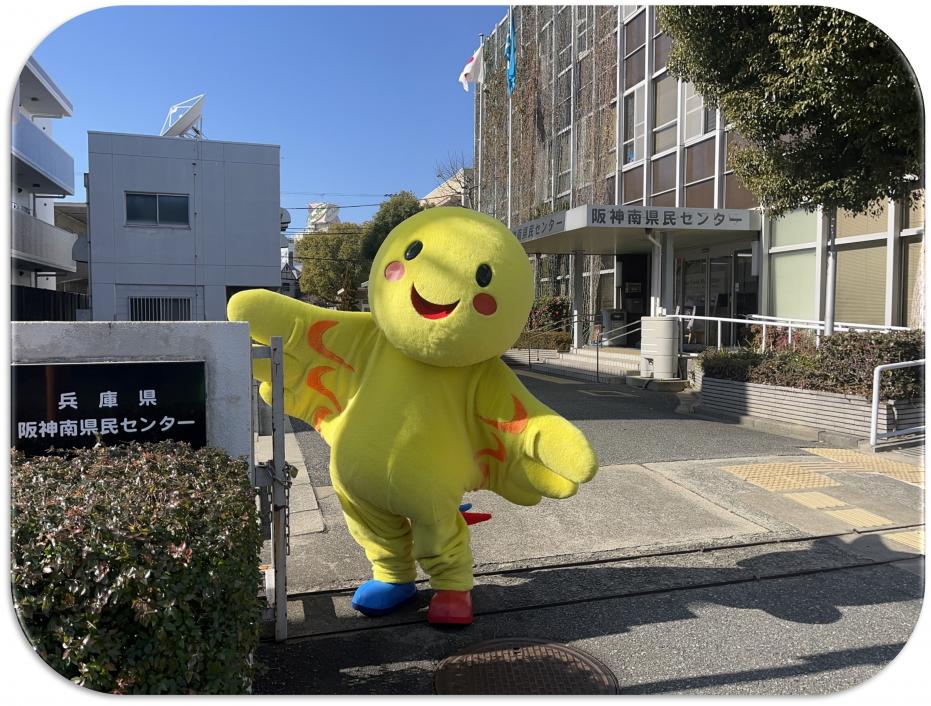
[433, 638, 619, 695]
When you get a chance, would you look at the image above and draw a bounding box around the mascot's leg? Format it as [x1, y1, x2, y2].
[411, 511, 474, 625]
[334, 488, 418, 617]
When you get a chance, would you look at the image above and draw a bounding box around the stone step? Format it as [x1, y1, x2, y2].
[556, 353, 642, 370]
[529, 362, 629, 385]
[502, 348, 562, 365]
[565, 347, 642, 363]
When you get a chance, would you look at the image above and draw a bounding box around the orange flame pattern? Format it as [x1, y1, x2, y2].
[305, 320, 355, 431]
[473, 394, 528, 490]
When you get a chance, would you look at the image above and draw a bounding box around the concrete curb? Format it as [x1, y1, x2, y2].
[255, 431, 325, 534]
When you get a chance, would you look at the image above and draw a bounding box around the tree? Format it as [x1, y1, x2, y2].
[658, 6, 923, 217]
[296, 222, 369, 310]
[432, 152, 475, 208]
[361, 191, 424, 259]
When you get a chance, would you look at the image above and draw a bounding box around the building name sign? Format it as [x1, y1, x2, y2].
[587, 206, 755, 231]
[12, 361, 206, 456]
[511, 213, 567, 242]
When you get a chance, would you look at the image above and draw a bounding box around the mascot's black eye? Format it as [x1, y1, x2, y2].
[475, 263, 493, 287]
[404, 241, 423, 260]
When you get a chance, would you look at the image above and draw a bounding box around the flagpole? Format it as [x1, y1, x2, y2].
[477, 33, 484, 213]
[506, 6, 513, 229]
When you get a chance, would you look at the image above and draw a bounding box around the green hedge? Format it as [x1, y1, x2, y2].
[512, 330, 573, 351]
[699, 330, 925, 399]
[11, 442, 262, 694]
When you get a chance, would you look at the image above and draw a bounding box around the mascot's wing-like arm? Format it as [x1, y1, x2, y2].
[228, 289, 376, 434]
[470, 358, 598, 506]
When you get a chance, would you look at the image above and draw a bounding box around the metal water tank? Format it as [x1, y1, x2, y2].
[639, 317, 680, 379]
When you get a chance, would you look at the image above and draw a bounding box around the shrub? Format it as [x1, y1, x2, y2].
[817, 330, 925, 399]
[698, 348, 763, 382]
[512, 330, 572, 351]
[527, 295, 572, 330]
[698, 329, 925, 399]
[11, 442, 263, 694]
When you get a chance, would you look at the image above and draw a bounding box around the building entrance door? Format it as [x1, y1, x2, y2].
[676, 243, 758, 349]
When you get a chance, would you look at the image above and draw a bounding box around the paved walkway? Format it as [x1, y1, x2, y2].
[253, 369, 925, 695]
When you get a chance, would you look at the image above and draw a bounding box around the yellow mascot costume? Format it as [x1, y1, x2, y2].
[229, 207, 597, 625]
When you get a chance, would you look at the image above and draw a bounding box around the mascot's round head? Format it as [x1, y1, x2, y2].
[369, 207, 533, 367]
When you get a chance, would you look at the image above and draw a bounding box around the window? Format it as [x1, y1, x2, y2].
[683, 83, 715, 142]
[129, 296, 192, 321]
[622, 86, 645, 164]
[684, 138, 715, 207]
[836, 205, 887, 238]
[651, 153, 676, 205]
[835, 243, 888, 325]
[126, 192, 190, 226]
[771, 209, 819, 248]
[622, 166, 644, 205]
[652, 74, 677, 153]
[623, 11, 646, 86]
[723, 132, 759, 208]
[770, 251, 816, 320]
[652, 12, 671, 71]
[903, 189, 924, 230]
[902, 237, 923, 325]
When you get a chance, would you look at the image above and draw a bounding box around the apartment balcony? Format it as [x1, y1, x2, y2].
[12, 207, 78, 274]
[11, 114, 74, 196]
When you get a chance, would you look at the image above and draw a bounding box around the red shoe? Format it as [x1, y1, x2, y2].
[427, 590, 473, 625]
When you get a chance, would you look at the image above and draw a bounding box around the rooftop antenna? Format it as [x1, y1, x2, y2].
[160, 94, 205, 138]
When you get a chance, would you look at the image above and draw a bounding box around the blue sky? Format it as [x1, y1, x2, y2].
[31, 4, 506, 228]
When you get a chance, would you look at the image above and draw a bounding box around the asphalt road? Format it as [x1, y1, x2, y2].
[289, 368, 818, 487]
[260, 369, 924, 696]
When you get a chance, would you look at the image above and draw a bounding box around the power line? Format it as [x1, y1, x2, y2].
[283, 202, 384, 209]
[280, 191, 394, 197]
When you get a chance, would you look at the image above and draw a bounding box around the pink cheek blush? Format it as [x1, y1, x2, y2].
[384, 261, 405, 281]
[473, 293, 497, 316]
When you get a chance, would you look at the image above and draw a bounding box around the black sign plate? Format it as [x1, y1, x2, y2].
[11, 361, 206, 456]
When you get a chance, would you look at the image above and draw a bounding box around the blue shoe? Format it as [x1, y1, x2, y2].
[351, 579, 417, 617]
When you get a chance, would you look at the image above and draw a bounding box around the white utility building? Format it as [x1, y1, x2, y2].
[86, 131, 282, 321]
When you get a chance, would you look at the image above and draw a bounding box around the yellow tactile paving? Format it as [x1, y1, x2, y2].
[803, 447, 926, 487]
[881, 529, 925, 553]
[784, 491, 849, 510]
[719, 463, 841, 491]
[824, 507, 894, 529]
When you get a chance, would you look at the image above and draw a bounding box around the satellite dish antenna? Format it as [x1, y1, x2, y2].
[160, 94, 205, 138]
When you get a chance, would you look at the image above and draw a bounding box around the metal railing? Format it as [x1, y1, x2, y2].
[510, 313, 644, 383]
[870, 359, 925, 447]
[671, 312, 913, 353]
[749, 314, 910, 333]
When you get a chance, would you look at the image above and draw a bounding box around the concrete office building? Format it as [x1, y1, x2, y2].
[474, 6, 924, 348]
[11, 58, 80, 317]
[87, 132, 282, 321]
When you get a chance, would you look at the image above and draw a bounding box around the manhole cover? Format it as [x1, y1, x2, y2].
[434, 638, 619, 695]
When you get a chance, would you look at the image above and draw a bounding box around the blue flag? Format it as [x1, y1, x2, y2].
[504, 11, 517, 95]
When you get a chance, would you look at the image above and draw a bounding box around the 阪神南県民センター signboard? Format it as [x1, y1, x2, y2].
[12, 361, 206, 456]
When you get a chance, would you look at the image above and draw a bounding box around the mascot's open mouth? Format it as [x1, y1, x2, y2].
[411, 284, 459, 320]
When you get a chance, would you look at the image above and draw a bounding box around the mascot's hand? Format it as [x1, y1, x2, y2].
[228, 289, 368, 425]
[514, 414, 598, 500]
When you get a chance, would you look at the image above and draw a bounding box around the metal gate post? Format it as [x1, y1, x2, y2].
[268, 336, 287, 642]
[251, 336, 289, 642]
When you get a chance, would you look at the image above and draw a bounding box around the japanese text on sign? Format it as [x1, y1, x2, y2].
[12, 361, 206, 456]
[588, 206, 750, 230]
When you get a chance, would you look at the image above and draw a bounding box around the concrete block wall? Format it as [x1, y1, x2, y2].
[11, 322, 254, 464]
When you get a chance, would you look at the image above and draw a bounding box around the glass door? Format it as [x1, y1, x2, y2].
[733, 249, 757, 344]
[708, 256, 733, 346]
[682, 258, 707, 345]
